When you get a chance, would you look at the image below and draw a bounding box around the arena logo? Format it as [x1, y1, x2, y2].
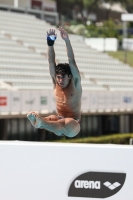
[68, 172, 126, 198]
[75, 180, 100, 189]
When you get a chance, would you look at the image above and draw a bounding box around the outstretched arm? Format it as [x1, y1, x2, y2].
[47, 29, 57, 85]
[58, 26, 81, 82]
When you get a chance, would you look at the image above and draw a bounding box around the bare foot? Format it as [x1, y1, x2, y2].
[27, 111, 43, 129]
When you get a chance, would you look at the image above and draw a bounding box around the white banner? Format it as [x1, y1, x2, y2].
[98, 92, 105, 109]
[85, 38, 118, 52]
[81, 91, 89, 111]
[50, 91, 56, 113]
[0, 141, 132, 200]
[0, 91, 10, 112]
[11, 91, 21, 112]
[0, 90, 133, 115]
[125, 92, 133, 109]
[123, 38, 133, 51]
[21, 91, 32, 112]
[90, 92, 98, 110]
[112, 92, 121, 109]
[105, 92, 112, 109]
[40, 90, 51, 113]
[120, 92, 133, 110]
[30, 91, 41, 112]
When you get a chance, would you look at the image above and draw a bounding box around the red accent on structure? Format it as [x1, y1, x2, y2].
[31, 0, 42, 10]
[0, 97, 7, 106]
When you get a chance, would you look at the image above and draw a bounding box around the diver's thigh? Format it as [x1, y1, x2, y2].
[64, 118, 80, 138]
[43, 115, 59, 121]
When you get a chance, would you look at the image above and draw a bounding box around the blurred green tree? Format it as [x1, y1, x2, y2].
[53, 0, 133, 24]
[101, 18, 118, 38]
[83, 0, 99, 11]
[53, 0, 133, 15]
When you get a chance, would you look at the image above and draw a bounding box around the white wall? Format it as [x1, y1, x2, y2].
[0, 0, 56, 9]
[0, 141, 132, 200]
[0, 0, 14, 6]
[0, 0, 30, 8]
[85, 38, 118, 52]
[18, 0, 30, 8]
[0, 90, 133, 115]
[123, 38, 133, 51]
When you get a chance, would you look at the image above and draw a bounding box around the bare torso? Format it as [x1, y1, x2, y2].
[54, 77, 82, 120]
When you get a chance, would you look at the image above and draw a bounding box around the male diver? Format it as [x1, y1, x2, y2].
[27, 26, 82, 137]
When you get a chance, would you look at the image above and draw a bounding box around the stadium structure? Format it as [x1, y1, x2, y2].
[0, 6, 133, 141]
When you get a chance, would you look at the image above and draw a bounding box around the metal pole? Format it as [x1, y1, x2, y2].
[55, 13, 59, 26]
[14, 0, 18, 8]
[61, 15, 64, 27]
[129, 138, 133, 145]
[41, 3, 45, 20]
[123, 21, 127, 63]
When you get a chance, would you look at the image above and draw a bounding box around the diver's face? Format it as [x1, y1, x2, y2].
[56, 74, 71, 88]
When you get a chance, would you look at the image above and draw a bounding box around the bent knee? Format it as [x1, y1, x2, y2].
[64, 118, 80, 138]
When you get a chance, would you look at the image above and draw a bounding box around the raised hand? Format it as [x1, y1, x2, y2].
[47, 28, 57, 37]
[47, 28, 57, 46]
[58, 26, 69, 41]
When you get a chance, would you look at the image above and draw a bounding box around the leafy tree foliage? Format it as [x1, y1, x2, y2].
[66, 18, 119, 38]
[52, 0, 133, 17]
[100, 18, 119, 38]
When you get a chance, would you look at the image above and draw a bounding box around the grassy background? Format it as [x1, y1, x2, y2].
[107, 50, 133, 67]
[51, 133, 133, 145]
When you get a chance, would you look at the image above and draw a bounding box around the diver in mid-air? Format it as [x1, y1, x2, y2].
[27, 26, 82, 137]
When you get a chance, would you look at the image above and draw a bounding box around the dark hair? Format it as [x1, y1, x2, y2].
[55, 63, 72, 76]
